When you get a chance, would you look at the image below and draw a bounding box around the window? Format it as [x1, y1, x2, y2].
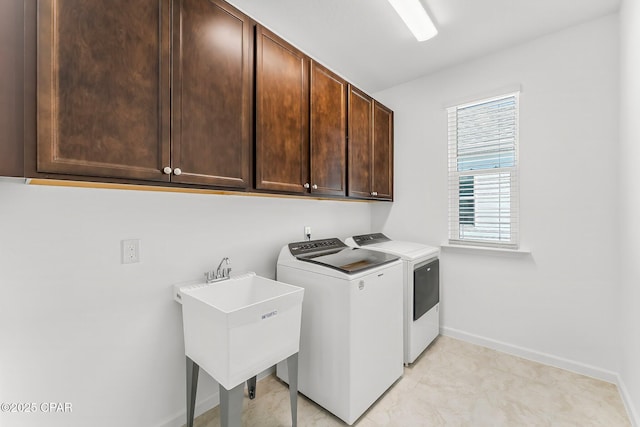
[447, 93, 519, 249]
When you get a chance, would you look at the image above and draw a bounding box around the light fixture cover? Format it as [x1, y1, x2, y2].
[388, 0, 438, 42]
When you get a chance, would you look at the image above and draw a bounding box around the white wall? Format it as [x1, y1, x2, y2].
[0, 180, 371, 427]
[373, 15, 621, 379]
[619, 0, 640, 423]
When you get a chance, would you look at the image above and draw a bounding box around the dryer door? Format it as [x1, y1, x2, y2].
[413, 259, 439, 321]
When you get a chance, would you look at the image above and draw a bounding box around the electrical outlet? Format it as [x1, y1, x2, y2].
[121, 239, 140, 264]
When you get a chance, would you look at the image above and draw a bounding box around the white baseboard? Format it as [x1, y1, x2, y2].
[158, 368, 275, 427]
[440, 326, 619, 383]
[616, 374, 640, 427]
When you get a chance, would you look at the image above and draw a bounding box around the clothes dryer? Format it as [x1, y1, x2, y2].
[346, 233, 440, 364]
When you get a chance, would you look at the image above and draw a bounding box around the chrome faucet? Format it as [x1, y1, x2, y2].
[216, 257, 231, 278]
[205, 257, 232, 283]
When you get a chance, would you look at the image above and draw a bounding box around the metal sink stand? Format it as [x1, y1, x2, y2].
[185, 353, 299, 427]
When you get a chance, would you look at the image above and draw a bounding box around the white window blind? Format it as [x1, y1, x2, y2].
[447, 93, 519, 249]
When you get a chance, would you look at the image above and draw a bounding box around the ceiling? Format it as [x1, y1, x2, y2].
[226, 0, 620, 93]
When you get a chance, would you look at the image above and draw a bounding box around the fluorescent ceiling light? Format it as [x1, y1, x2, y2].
[388, 0, 438, 42]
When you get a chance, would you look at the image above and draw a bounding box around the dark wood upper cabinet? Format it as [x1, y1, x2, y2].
[347, 86, 394, 200]
[255, 25, 310, 193]
[348, 86, 373, 198]
[36, 0, 171, 181]
[24, 0, 392, 200]
[310, 61, 347, 197]
[171, 0, 252, 188]
[0, 0, 24, 177]
[372, 101, 394, 200]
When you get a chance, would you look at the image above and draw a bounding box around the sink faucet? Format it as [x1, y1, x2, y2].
[216, 257, 231, 278]
[205, 257, 232, 283]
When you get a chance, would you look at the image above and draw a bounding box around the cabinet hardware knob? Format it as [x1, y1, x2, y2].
[174, 168, 182, 176]
[304, 183, 310, 189]
[312, 184, 318, 190]
[163, 166, 172, 175]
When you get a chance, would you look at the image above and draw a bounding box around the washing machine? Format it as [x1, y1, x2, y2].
[276, 237, 403, 425]
[345, 233, 440, 365]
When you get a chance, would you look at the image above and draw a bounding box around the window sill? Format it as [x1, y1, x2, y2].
[440, 243, 531, 256]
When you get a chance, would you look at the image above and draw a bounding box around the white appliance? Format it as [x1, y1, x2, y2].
[276, 238, 403, 425]
[345, 233, 440, 365]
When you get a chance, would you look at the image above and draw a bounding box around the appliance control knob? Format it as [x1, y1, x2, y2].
[174, 168, 182, 176]
[163, 166, 172, 175]
[312, 184, 318, 190]
[304, 183, 310, 189]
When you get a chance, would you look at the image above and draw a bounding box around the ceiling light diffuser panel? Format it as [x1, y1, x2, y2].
[388, 0, 438, 41]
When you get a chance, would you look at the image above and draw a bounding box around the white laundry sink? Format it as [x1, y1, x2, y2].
[177, 272, 304, 390]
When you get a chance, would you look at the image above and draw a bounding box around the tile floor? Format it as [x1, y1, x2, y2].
[189, 336, 630, 426]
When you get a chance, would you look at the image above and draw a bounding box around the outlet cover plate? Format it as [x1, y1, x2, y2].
[121, 239, 140, 264]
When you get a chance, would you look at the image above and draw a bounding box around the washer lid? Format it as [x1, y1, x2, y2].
[288, 238, 400, 274]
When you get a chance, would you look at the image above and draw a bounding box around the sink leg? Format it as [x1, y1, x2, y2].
[186, 357, 199, 427]
[287, 352, 299, 427]
[219, 382, 244, 427]
[246, 375, 257, 400]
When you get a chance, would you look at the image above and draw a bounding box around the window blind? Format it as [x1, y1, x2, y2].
[447, 93, 519, 248]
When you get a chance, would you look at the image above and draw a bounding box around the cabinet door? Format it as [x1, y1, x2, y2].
[372, 101, 394, 200]
[347, 86, 373, 198]
[310, 61, 347, 196]
[172, 0, 252, 188]
[255, 26, 309, 193]
[37, 0, 171, 181]
[0, 0, 23, 177]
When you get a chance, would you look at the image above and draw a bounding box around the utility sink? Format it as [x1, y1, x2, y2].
[175, 272, 304, 390]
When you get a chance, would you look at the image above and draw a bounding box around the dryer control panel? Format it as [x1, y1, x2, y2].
[351, 233, 391, 246]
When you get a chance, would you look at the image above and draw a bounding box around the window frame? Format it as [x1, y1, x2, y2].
[447, 92, 520, 249]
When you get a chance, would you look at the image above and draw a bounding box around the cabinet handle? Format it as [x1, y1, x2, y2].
[174, 168, 182, 176]
[303, 183, 310, 189]
[312, 184, 318, 190]
[163, 166, 172, 175]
